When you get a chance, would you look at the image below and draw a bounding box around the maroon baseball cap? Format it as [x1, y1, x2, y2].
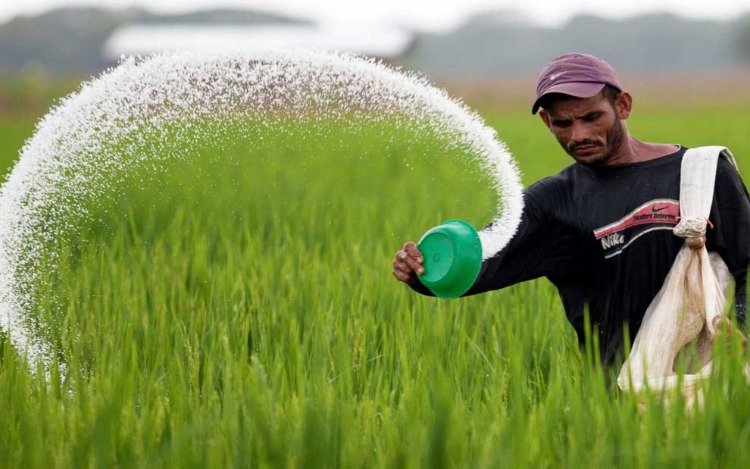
[531, 53, 622, 114]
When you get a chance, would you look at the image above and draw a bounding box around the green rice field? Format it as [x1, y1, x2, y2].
[1, 90, 750, 467]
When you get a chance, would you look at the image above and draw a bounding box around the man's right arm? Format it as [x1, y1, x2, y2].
[392, 185, 555, 297]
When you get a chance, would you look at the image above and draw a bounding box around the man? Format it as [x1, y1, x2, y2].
[392, 53, 750, 366]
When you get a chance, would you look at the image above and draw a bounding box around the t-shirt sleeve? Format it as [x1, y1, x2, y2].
[461, 186, 552, 295]
[707, 154, 750, 325]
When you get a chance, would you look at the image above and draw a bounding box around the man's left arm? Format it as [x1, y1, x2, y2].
[708, 156, 750, 325]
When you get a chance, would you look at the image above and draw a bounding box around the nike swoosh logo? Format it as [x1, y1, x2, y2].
[549, 72, 566, 81]
[652, 206, 669, 212]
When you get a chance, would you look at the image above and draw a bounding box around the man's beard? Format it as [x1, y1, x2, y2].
[564, 116, 625, 166]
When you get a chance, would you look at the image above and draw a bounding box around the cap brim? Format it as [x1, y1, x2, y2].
[531, 82, 606, 114]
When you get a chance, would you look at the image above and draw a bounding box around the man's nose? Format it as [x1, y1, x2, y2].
[570, 121, 590, 143]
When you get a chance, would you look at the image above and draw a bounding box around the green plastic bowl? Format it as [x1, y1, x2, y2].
[417, 219, 483, 299]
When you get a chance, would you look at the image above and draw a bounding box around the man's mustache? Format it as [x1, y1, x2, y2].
[569, 140, 604, 151]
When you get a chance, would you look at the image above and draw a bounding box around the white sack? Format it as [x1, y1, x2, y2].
[617, 146, 746, 408]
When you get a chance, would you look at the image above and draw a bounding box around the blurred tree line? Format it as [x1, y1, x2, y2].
[0, 6, 749, 115]
[743, 22, 750, 62]
[0, 7, 309, 76]
[0, 7, 308, 116]
[408, 11, 750, 77]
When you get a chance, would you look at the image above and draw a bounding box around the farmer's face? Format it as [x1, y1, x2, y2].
[540, 91, 631, 167]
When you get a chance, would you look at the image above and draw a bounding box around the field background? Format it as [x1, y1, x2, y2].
[1, 74, 750, 467]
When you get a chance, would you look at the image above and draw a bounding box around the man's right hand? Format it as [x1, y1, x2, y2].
[392, 242, 425, 284]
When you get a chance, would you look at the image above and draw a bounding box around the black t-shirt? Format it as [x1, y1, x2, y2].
[411, 146, 750, 366]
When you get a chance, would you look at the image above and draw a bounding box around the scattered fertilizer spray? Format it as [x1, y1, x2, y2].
[0, 49, 522, 375]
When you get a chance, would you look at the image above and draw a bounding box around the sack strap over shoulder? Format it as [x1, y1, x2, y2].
[673, 146, 735, 246]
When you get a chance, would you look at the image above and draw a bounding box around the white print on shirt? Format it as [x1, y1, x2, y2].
[600, 232, 625, 250]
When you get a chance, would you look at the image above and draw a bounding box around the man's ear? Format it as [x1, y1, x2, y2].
[539, 110, 552, 130]
[615, 91, 633, 120]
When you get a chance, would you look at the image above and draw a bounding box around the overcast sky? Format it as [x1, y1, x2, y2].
[1, 0, 748, 30]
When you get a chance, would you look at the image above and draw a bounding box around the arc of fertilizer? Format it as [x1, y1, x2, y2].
[0, 49, 523, 375]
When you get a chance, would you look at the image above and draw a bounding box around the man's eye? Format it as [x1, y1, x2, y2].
[583, 113, 601, 122]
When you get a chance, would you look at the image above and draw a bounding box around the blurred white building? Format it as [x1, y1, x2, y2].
[102, 24, 416, 63]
